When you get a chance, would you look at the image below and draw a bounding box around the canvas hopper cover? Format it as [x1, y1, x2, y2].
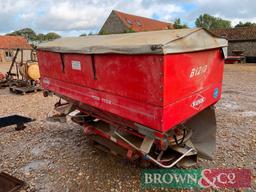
[38, 28, 228, 55]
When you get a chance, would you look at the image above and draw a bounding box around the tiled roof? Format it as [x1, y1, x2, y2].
[0, 35, 32, 49]
[210, 27, 256, 41]
[113, 10, 174, 32]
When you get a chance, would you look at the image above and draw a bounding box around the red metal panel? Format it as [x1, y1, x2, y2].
[86, 54, 163, 106]
[162, 49, 224, 131]
[163, 49, 224, 105]
[162, 83, 222, 131]
[60, 54, 92, 86]
[42, 77, 163, 130]
[38, 52, 164, 106]
[38, 51, 62, 80]
[37, 51, 92, 86]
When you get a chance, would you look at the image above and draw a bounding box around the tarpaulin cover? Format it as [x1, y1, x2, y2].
[38, 28, 227, 55]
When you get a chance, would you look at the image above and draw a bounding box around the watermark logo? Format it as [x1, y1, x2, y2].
[141, 168, 251, 189]
[198, 169, 251, 189]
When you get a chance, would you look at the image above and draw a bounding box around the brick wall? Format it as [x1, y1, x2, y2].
[99, 12, 129, 35]
[229, 41, 256, 56]
[0, 49, 32, 65]
[0, 50, 4, 63]
[0, 50, 12, 64]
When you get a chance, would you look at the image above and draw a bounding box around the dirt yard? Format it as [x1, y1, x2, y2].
[0, 63, 11, 73]
[0, 64, 255, 192]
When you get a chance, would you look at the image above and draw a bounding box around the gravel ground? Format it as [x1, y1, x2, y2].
[0, 64, 255, 192]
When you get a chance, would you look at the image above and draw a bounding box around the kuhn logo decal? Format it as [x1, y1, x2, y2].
[191, 94, 206, 110]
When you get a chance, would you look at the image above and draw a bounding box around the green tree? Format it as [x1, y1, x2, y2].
[44, 32, 61, 41]
[88, 32, 97, 36]
[7, 28, 61, 42]
[195, 14, 231, 29]
[173, 18, 188, 29]
[37, 33, 45, 42]
[235, 21, 256, 28]
[80, 33, 87, 36]
[8, 28, 37, 41]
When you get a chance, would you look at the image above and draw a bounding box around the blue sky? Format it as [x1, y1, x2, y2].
[0, 0, 255, 36]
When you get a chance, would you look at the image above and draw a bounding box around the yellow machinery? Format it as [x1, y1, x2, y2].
[19, 62, 40, 81]
[5, 49, 42, 94]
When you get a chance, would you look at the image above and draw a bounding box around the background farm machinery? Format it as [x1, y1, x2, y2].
[0, 48, 41, 94]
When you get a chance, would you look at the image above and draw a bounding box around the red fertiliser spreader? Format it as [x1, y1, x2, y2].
[37, 28, 227, 168]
